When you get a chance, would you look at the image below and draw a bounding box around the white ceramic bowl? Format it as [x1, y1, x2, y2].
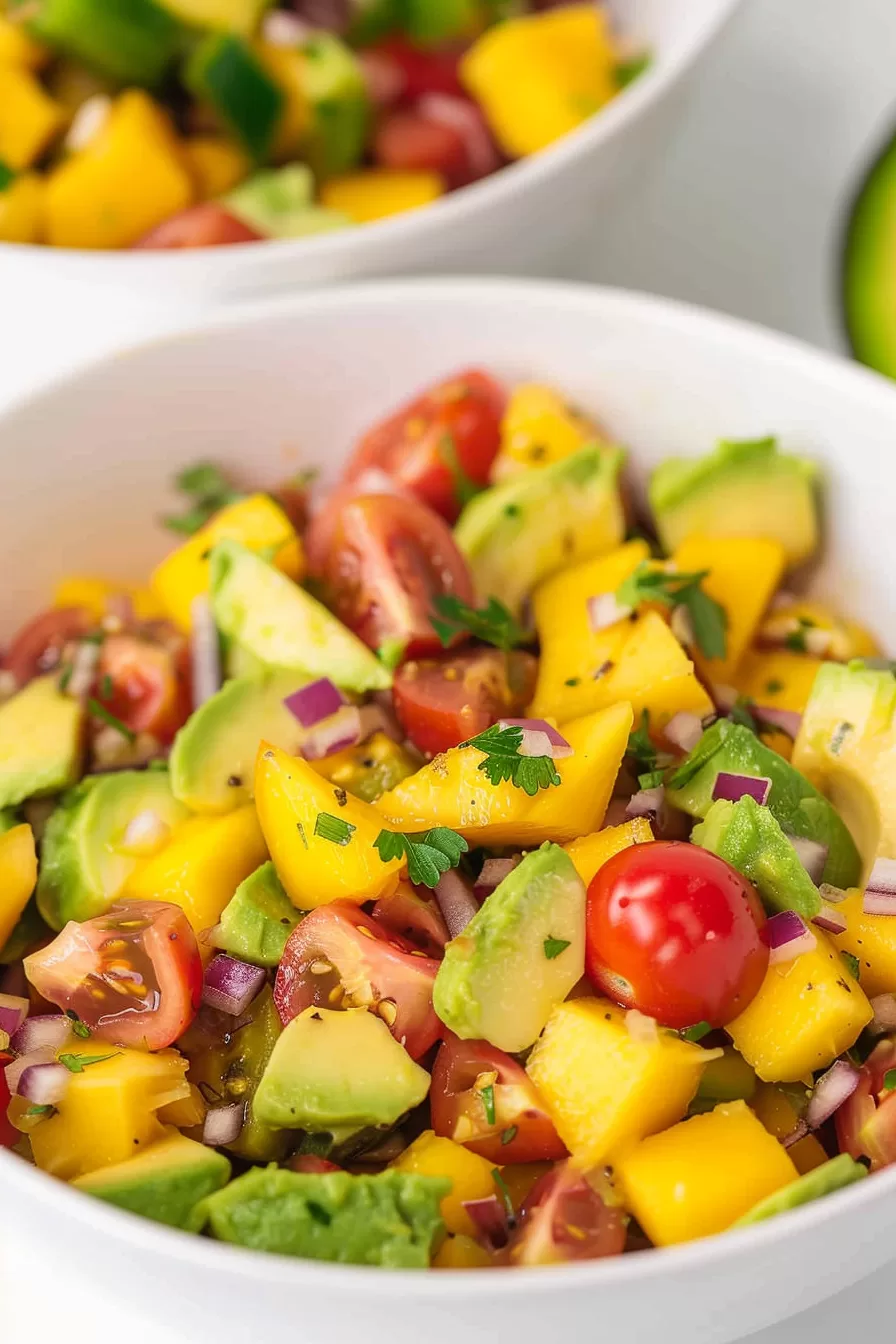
[1, 278, 894, 1344]
[0, 0, 739, 300]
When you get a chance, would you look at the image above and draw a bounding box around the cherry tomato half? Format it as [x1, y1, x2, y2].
[585, 841, 768, 1030]
[373, 36, 464, 100]
[374, 110, 468, 184]
[323, 493, 474, 658]
[3, 606, 93, 686]
[371, 880, 449, 958]
[343, 369, 506, 521]
[836, 1039, 896, 1168]
[431, 1033, 567, 1165]
[274, 900, 441, 1059]
[0, 1052, 17, 1148]
[23, 900, 202, 1051]
[393, 647, 538, 757]
[304, 472, 416, 579]
[96, 632, 191, 744]
[134, 204, 263, 250]
[503, 1162, 626, 1267]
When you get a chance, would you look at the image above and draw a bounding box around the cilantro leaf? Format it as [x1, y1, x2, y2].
[841, 951, 860, 982]
[543, 937, 571, 960]
[430, 594, 526, 652]
[373, 827, 469, 888]
[59, 1052, 119, 1073]
[626, 710, 657, 771]
[163, 461, 243, 536]
[88, 699, 136, 743]
[314, 812, 355, 846]
[638, 769, 665, 790]
[459, 724, 561, 796]
[66, 1010, 91, 1039]
[616, 562, 728, 661]
[679, 1021, 712, 1043]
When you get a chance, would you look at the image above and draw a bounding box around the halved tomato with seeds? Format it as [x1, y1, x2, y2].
[502, 1161, 626, 1266]
[393, 647, 537, 756]
[97, 633, 192, 744]
[836, 1039, 896, 1168]
[371, 881, 449, 958]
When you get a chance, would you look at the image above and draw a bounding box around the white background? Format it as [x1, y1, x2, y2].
[4, 0, 896, 1337]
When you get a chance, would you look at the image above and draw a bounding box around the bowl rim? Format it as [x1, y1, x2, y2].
[0, 0, 741, 269]
[2, 272, 895, 1291]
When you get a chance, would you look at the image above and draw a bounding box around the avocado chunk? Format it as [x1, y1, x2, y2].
[693, 796, 823, 920]
[253, 1006, 431, 1133]
[185, 34, 284, 161]
[734, 1154, 866, 1227]
[402, 0, 479, 45]
[217, 861, 302, 966]
[314, 731, 418, 804]
[11, 0, 183, 86]
[170, 670, 309, 813]
[433, 842, 585, 1053]
[222, 165, 349, 239]
[36, 769, 190, 931]
[0, 675, 84, 810]
[200, 1165, 448, 1267]
[843, 127, 896, 379]
[73, 1128, 231, 1230]
[301, 33, 370, 179]
[454, 444, 625, 619]
[648, 437, 819, 565]
[210, 539, 391, 692]
[666, 720, 861, 890]
[155, 0, 268, 37]
[0, 808, 19, 835]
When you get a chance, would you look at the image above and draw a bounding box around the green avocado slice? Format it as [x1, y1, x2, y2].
[734, 1154, 866, 1227]
[216, 861, 302, 967]
[693, 795, 823, 920]
[73, 1129, 231, 1231]
[843, 127, 896, 379]
[0, 675, 84, 810]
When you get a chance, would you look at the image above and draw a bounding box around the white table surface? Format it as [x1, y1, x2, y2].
[5, 0, 896, 1337]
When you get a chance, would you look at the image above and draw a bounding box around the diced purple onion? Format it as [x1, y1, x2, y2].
[10, 1013, 71, 1056]
[300, 705, 363, 761]
[0, 994, 28, 1038]
[754, 706, 802, 739]
[499, 719, 573, 760]
[782, 1120, 809, 1149]
[664, 712, 703, 754]
[16, 1060, 70, 1106]
[190, 596, 221, 710]
[201, 955, 266, 1017]
[418, 94, 501, 180]
[870, 993, 896, 1034]
[434, 870, 479, 940]
[806, 1058, 860, 1129]
[284, 677, 344, 729]
[473, 856, 521, 901]
[863, 858, 896, 915]
[812, 902, 848, 935]
[358, 700, 403, 744]
[625, 787, 664, 822]
[712, 772, 772, 807]
[587, 593, 631, 633]
[461, 1195, 509, 1250]
[764, 911, 816, 965]
[202, 1102, 244, 1147]
[787, 834, 828, 886]
[4, 1047, 57, 1096]
[359, 50, 405, 107]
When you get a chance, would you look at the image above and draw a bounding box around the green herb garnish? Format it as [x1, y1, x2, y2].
[491, 1167, 516, 1225]
[25, 1104, 57, 1119]
[616, 562, 728, 660]
[627, 709, 657, 771]
[543, 936, 571, 961]
[163, 462, 243, 536]
[500, 1126, 518, 1146]
[480, 1083, 496, 1126]
[314, 812, 356, 846]
[431, 594, 526, 652]
[841, 951, 860, 982]
[638, 769, 665, 790]
[680, 1021, 712, 1043]
[373, 827, 468, 888]
[884, 1069, 896, 1091]
[66, 1010, 91, 1040]
[87, 699, 135, 743]
[459, 723, 561, 796]
[439, 433, 481, 509]
[58, 1052, 119, 1073]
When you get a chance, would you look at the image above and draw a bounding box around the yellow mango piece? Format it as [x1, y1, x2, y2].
[124, 805, 267, 943]
[733, 649, 824, 761]
[376, 701, 633, 848]
[320, 170, 444, 224]
[498, 1161, 553, 1213]
[0, 65, 64, 170]
[461, 4, 617, 159]
[759, 599, 879, 663]
[830, 887, 896, 998]
[157, 1081, 207, 1130]
[0, 171, 43, 243]
[564, 818, 653, 889]
[255, 743, 402, 910]
[0, 823, 37, 948]
[617, 1101, 797, 1246]
[433, 1235, 493, 1269]
[53, 575, 163, 623]
[28, 1043, 189, 1181]
[255, 42, 311, 161]
[751, 1083, 828, 1176]
[490, 383, 605, 483]
[182, 136, 250, 200]
[151, 493, 302, 633]
[526, 997, 711, 1168]
[45, 90, 193, 250]
[0, 18, 49, 71]
[727, 929, 873, 1082]
[391, 1131, 497, 1238]
[672, 534, 786, 685]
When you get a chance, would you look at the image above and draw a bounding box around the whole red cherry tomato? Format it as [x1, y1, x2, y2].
[97, 632, 191, 743]
[393, 647, 537, 757]
[135, 204, 263, 249]
[585, 841, 768, 1029]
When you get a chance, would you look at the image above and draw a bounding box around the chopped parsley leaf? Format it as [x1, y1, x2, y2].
[544, 936, 571, 960]
[163, 462, 243, 536]
[88, 699, 135, 743]
[679, 1021, 712, 1043]
[491, 1167, 516, 1226]
[431, 593, 526, 652]
[616, 562, 728, 660]
[638, 769, 665, 790]
[840, 951, 860, 982]
[627, 710, 657, 771]
[58, 1052, 119, 1073]
[459, 723, 561, 796]
[314, 812, 356, 846]
[500, 1125, 518, 1146]
[373, 827, 468, 888]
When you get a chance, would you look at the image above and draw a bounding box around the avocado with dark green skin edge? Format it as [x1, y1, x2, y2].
[216, 861, 303, 967]
[734, 1154, 866, 1227]
[693, 795, 823, 920]
[73, 1129, 231, 1231]
[842, 125, 896, 380]
[10, 0, 184, 86]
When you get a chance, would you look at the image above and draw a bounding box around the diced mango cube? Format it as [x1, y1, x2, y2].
[53, 576, 163, 623]
[759, 599, 879, 663]
[0, 65, 64, 170]
[617, 1101, 797, 1246]
[564, 818, 653, 889]
[732, 650, 824, 761]
[0, 18, 49, 71]
[0, 823, 37, 949]
[526, 997, 710, 1168]
[391, 1130, 496, 1238]
[0, 170, 44, 243]
[831, 886, 896, 999]
[490, 383, 605, 482]
[751, 1083, 828, 1175]
[320, 170, 443, 224]
[182, 136, 251, 200]
[255, 42, 311, 161]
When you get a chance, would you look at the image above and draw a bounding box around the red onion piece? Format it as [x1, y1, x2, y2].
[782, 1120, 809, 1149]
[202, 1102, 244, 1147]
[763, 911, 816, 965]
[587, 593, 631, 633]
[786, 834, 828, 885]
[4, 1047, 56, 1096]
[17, 1060, 70, 1106]
[806, 1058, 860, 1129]
[473, 856, 521, 900]
[434, 870, 479, 940]
[499, 718, 573, 760]
[202, 955, 266, 1016]
[359, 50, 405, 107]
[864, 858, 896, 914]
[754, 705, 802, 739]
[664, 712, 703, 754]
[870, 993, 896, 1034]
[190, 596, 221, 710]
[625, 787, 664, 822]
[284, 677, 344, 729]
[461, 1194, 509, 1250]
[812, 902, 848, 935]
[10, 1013, 71, 1056]
[418, 93, 502, 180]
[0, 993, 28, 1038]
[712, 772, 771, 807]
[300, 705, 362, 761]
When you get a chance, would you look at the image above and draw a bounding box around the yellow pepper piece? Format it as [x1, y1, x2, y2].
[733, 649, 824, 762]
[564, 818, 653, 889]
[391, 1131, 497, 1238]
[526, 997, 711, 1168]
[376, 701, 633, 848]
[0, 65, 64, 170]
[0, 18, 49, 71]
[45, 90, 193, 250]
[727, 929, 873, 1082]
[124, 805, 267, 946]
[182, 136, 251, 200]
[830, 887, 896, 999]
[460, 4, 618, 158]
[53, 576, 163, 623]
[151, 493, 302, 633]
[28, 1043, 189, 1180]
[759, 599, 879, 663]
[490, 383, 605, 483]
[320, 170, 444, 225]
[751, 1083, 828, 1175]
[255, 743, 402, 910]
[0, 823, 37, 948]
[617, 1101, 798, 1247]
[433, 1235, 493, 1269]
[0, 171, 44, 243]
[672, 534, 786, 685]
[255, 42, 311, 161]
